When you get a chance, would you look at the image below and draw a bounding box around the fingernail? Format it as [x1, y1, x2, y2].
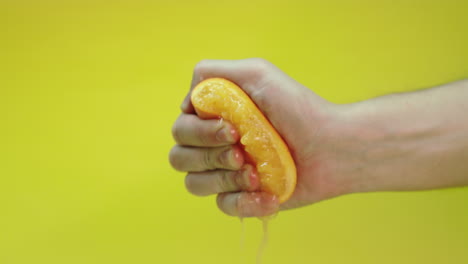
[238, 164, 259, 191]
[216, 126, 235, 143]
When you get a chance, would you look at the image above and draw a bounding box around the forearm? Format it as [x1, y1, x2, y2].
[342, 79, 468, 193]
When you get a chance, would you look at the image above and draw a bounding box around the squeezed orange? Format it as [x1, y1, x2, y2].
[191, 78, 296, 203]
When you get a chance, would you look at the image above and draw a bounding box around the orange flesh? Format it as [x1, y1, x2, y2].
[191, 78, 297, 203]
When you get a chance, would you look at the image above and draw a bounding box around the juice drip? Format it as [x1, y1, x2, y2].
[239, 217, 246, 264]
[256, 217, 269, 264]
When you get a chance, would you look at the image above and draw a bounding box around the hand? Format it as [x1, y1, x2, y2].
[170, 59, 468, 217]
[170, 58, 357, 217]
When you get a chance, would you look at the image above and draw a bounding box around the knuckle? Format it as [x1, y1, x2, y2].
[216, 194, 224, 211]
[196, 123, 212, 146]
[171, 120, 182, 143]
[216, 193, 239, 217]
[194, 60, 211, 76]
[169, 146, 183, 171]
[203, 149, 215, 170]
[216, 194, 231, 216]
[246, 58, 271, 76]
[184, 174, 200, 196]
[250, 57, 271, 66]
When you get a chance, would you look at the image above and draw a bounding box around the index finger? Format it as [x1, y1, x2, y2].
[180, 58, 274, 114]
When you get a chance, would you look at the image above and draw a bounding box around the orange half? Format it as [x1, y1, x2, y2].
[191, 78, 297, 203]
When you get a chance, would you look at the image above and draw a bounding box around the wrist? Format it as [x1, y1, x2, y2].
[325, 102, 383, 195]
[301, 101, 381, 198]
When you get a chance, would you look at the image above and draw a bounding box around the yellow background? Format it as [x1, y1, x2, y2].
[1, 1, 468, 263]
